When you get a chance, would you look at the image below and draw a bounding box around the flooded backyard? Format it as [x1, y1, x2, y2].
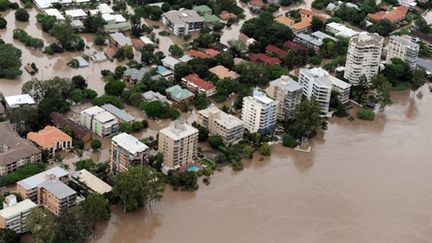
[91, 86, 432, 243]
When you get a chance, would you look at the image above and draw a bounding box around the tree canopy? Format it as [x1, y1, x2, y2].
[291, 99, 326, 138]
[0, 43, 22, 78]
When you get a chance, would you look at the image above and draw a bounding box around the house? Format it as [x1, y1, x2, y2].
[326, 22, 359, 38]
[367, 6, 408, 24]
[0, 122, 41, 176]
[140, 36, 155, 45]
[166, 85, 195, 104]
[162, 56, 180, 70]
[4, 94, 35, 109]
[275, 16, 295, 27]
[104, 22, 132, 32]
[122, 67, 149, 84]
[213, 42, 229, 52]
[65, 9, 87, 19]
[181, 73, 217, 97]
[89, 3, 114, 15]
[142, 91, 172, 105]
[192, 5, 213, 16]
[50, 112, 92, 143]
[204, 48, 220, 57]
[283, 40, 308, 51]
[71, 19, 84, 29]
[219, 11, 236, 20]
[91, 52, 107, 62]
[108, 32, 132, 48]
[162, 10, 205, 36]
[248, 0, 264, 10]
[44, 8, 65, 20]
[71, 169, 112, 195]
[209, 65, 240, 80]
[75, 56, 89, 68]
[102, 14, 127, 24]
[266, 44, 288, 57]
[248, 53, 281, 65]
[27, 126, 72, 154]
[294, 33, 323, 52]
[290, 19, 312, 34]
[179, 54, 193, 62]
[101, 104, 135, 123]
[188, 49, 209, 59]
[156, 66, 174, 80]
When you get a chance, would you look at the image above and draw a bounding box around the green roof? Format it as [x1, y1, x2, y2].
[203, 14, 221, 23]
[166, 85, 194, 101]
[193, 5, 212, 14]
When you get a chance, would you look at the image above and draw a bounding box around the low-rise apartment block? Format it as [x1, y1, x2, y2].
[266, 75, 303, 121]
[198, 104, 244, 145]
[326, 22, 359, 38]
[110, 133, 149, 174]
[0, 122, 41, 176]
[158, 121, 199, 170]
[386, 35, 419, 69]
[81, 106, 119, 137]
[241, 89, 278, 135]
[162, 10, 204, 36]
[0, 196, 37, 234]
[27, 126, 72, 154]
[37, 179, 77, 216]
[181, 73, 217, 97]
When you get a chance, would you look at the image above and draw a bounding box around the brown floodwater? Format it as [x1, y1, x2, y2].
[89, 87, 432, 243]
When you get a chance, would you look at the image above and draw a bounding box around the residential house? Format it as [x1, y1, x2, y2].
[142, 91, 172, 105]
[181, 73, 217, 97]
[284, 40, 308, 51]
[65, 9, 87, 19]
[219, 11, 236, 20]
[162, 56, 180, 70]
[158, 120, 199, 170]
[108, 32, 132, 48]
[248, 53, 281, 65]
[166, 85, 195, 104]
[241, 89, 278, 135]
[367, 6, 408, 24]
[0, 122, 41, 176]
[326, 22, 359, 38]
[239, 33, 256, 47]
[275, 15, 295, 27]
[27, 126, 72, 154]
[110, 133, 149, 174]
[156, 66, 174, 80]
[204, 48, 220, 57]
[188, 49, 209, 59]
[198, 104, 244, 145]
[44, 8, 65, 20]
[50, 112, 92, 143]
[209, 65, 240, 80]
[162, 10, 205, 36]
[122, 67, 149, 84]
[266, 75, 303, 121]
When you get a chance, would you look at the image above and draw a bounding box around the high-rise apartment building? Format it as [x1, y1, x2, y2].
[241, 89, 278, 135]
[110, 133, 149, 174]
[344, 32, 384, 85]
[198, 104, 244, 145]
[266, 75, 303, 121]
[158, 121, 199, 170]
[386, 35, 419, 69]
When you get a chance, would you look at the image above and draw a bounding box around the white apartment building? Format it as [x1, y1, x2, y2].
[241, 89, 278, 135]
[386, 35, 420, 69]
[326, 22, 359, 38]
[299, 67, 351, 113]
[158, 121, 199, 170]
[110, 133, 149, 174]
[344, 32, 384, 85]
[266, 75, 303, 121]
[0, 196, 37, 234]
[80, 106, 119, 137]
[198, 104, 244, 145]
[162, 10, 205, 36]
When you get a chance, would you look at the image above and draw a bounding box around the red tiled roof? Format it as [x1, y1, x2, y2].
[182, 73, 216, 91]
[284, 40, 308, 51]
[132, 39, 144, 50]
[188, 49, 209, 59]
[266, 44, 288, 57]
[248, 0, 264, 7]
[239, 33, 250, 42]
[205, 48, 220, 57]
[248, 53, 281, 65]
[219, 11, 236, 20]
[367, 6, 408, 23]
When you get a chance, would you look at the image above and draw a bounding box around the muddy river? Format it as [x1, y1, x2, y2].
[89, 87, 432, 243]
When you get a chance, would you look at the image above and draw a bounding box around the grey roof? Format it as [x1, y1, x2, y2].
[350, 32, 384, 47]
[17, 166, 68, 190]
[162, 56, 180, 68]
[101, 104, 135, 122]
[123, 67, 149, 81]
[109, 32, 132, 46]
[39, 179, 76, 199]
[75, 56, 89, 68]
[163, 10, 204, 26]
[389, 35, 419, 49]
[416, 58, 432, 73]
[311, 31, 338, 42]
[92, 52, 107, 62]
[296, 33, 322, 46]
[0, 122, 41, 166]
[269, 75, 303, 92]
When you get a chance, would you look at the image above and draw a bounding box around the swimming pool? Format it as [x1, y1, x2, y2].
[186, 165, 201, 172]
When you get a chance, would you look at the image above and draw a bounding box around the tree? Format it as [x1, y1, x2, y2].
[242, 144, 254, 159]
[351, 74, 370, 104]
[140, 100, 172, 119]
[15, 8, 29, 21]
[291, 99, 325, 138]
[105, 80, 126, 96]
[174, 62, 192, 81]
[161, 2, 171, 12]
[94, 34, 106, 45]
[50, 21, 85, 51]
[356, 107, 375, 120]
[193, 93, 210, 110]
[192, 122, 209, 142]
[368, 19, 394, 36]
[169, 44, 183, 57]
[410, 69, 427, 93]
[0, 228, 20, 243]
[0, 43, 22, 78]
[259, 143, 271, 156]
[282, 135, 299, 148]
[92, 95, 123, 108]
[0, 17, 6, 29]
[371, 74, 392, 112]
[141, 44, 156, 64]
[91, 139, 102, 150]
[383, 58, 412, 87]
[113, 166, 165, 212]
[71, 75, 87, 90]
[26, 208, 56, 243]
[83, 14, 105, 33]
[168, 171, 198, 191]
[55, 209, 91, 243]
[6, 106, 40, 136]
[215, 52, 234, 69]
[208, 135, 224, 149]
[0, 0, 10, 11]
[311, 16, 324, 31]
[36, 13, 56, 32]
[82, 193, 110, 224]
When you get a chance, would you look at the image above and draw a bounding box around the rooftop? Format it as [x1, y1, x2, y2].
[203, 14, 221, 23]
[199, 104, 243, 129]
[284, 40, 308, 51]
[140, 36, 155, 45]
[112, 133, 149, 154]
[159, 120, 198, 141]
[27, 126, 72, 150]
[252, 88, 275, 105]
[81, 106, 105, 116]
[0, 122, 41, 166]
[163, 10, 204, 26]
[94, 111, 117, 123]
[248, 53, 281, 65]
[192, 5, 212, 14]
[219, 11, 236, 20]
[367, 5, 408, 23]
[390, 35, 419, 49]
[209, 65, 240, 80]
[4, 94, 35, 108]
[266, 44, 288, 56]
[275, 16, 294, 26]
[350, 31, 384, 47]
[50, 112, 91, 140]
[0, 199, 36, 219]
[123, 67, 149, 82]
[182, 73, 216, 91]
[296, 33, 322, 46]
[72, 169, 112, 194]
[188, 49, 209, 59]
[326, 22, 359, 38]
[44, 8, 65, 20]
[410, 30, 432, 43]
[269, 75, 303, 92]
[291, 19, 312, 31]
[109, 32, 132, 46]
[311, 31, 338, 42]
[204, 48, 220, 57]
[17, 166, 68, 190]
[162, 56, 180, 68]
[65, 9, 87, 18]
[101, 104, 135, 122]
[301, 67, 351, 89]
[166, 85, 195, 101]
[39, 179, 76, 199]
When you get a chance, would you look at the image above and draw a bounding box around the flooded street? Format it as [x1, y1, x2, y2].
[92, 86, 432, 243]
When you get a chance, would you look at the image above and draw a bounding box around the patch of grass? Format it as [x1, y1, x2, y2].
[159, 31, 171, 36]
[356, 108, 375, 121]
[0, 163, 46, 187]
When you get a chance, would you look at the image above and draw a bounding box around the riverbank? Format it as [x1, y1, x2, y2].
[88, 86, 432, 243]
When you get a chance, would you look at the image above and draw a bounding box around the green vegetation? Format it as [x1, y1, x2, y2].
[0, 16, 6, 28]
[371, 74, 392, 112]
[0, 0, 11, 11]
[169, 44, 183, 57]
[74, 159, 109, 181]
[15, 8, 29, 22]
[0, 43, 22, 78]
[0, 163, 46, 187]
[193, 93, 211, 110]
[27, 208, 56, 243]
[140, 100, 180, 120]
[82, 193, 110, 224]
[0, 228, 20, 243]
[282, 135, 299, 148]
[105, 80, 126, 96]
[168, 171, 199, 191]
[113, 166, 165, 212]
[93, 95, 124, 108]
[356, 108, 375, 121]
[290, 99, 327, 139]
[119, 120, 148, 133]
[90, 139, 102, 150]
[258, 143, 271, 156]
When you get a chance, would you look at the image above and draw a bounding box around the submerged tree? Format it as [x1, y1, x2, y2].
[371, 74, 392, 112]
[291, 99, 326, 138]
